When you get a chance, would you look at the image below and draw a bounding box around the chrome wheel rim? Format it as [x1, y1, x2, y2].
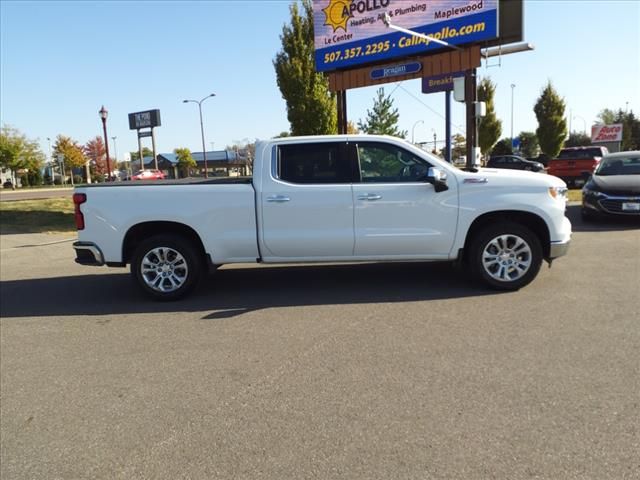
[482, 234, 532, 282]
[140, 247, 188, 293]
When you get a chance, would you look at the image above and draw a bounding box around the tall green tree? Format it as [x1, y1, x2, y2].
[52, 135, 86, 185]
[477, 77, 502, 156]
[174, 147, 196, 178]
[273, 0, 336, 135]
[357, 88, 407, 138]
[534, 81, 568, 158]
[0, 126, 45, 187]
[517, 131, 539, 157]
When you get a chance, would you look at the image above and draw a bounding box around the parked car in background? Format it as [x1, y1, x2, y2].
[131, 169, 165, 181]
[487, 155, 545, 172]
[548, 146, 609, 186]
[582, 151, 640, 220]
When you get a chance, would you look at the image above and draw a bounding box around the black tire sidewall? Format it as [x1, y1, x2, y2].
[469, 222, 543, 291]
[131, 235, 201, 301]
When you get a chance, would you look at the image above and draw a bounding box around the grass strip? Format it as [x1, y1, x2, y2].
[0, 198, 75, 234]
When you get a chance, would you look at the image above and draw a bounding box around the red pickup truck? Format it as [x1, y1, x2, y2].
[548, 146, 609, 186]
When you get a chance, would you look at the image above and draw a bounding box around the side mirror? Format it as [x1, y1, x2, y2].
[426, 167, 449, 192]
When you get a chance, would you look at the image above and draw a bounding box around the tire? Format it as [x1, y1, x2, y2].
[468, 222, 543, 291]
[131, 234, 202, 301]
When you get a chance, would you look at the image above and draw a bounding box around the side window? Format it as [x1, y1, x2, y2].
[357, 142, 431, 183]
[278, 142, 351, 184]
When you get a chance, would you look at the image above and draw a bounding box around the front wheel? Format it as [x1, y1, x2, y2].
[131, 234, 202, 301]
[468, 223, 543, 291]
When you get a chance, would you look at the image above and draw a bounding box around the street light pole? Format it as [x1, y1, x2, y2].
[183, 93, 216, 179]
[111, 136, 118, 168]
[411, 120, 424, 144]
[510, 84, 515, 142]
[99, 106, 112, 181]
[46, 137, 54, 185]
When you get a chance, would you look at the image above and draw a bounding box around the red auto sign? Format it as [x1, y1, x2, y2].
[591, 124, 623, 142]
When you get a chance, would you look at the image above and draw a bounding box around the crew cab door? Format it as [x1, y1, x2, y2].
[351, 141, 459, 258]
[259, 141, 355, 259]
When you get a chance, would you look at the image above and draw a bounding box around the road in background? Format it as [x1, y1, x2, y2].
[1, 207, 638, 479]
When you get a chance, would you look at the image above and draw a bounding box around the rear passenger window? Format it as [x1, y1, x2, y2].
[278, 143, 351, 184]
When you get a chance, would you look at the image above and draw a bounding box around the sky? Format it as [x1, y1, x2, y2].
[1, 0, 639, 163]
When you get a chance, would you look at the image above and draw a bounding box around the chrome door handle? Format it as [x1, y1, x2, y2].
[267, 195, 290, 203]
[357, 194, 382, 201]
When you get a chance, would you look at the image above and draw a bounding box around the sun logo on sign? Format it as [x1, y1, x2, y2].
[322, 0, 351, 32]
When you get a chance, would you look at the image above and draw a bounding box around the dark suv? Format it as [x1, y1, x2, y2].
[486, 155, 546, 172]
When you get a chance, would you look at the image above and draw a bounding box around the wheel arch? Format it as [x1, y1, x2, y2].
[122, 221, 208, 265]
[463, 210, 551, 260]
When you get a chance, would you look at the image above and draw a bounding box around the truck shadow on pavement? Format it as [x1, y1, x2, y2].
[1, 262, 497, 319]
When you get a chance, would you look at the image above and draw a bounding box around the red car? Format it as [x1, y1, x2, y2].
[131, 169, 165, 181]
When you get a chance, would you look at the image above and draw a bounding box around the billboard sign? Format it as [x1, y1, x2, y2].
[313, 0, 498, 72]
[421, 71, 464, 93]
[128, 109, 161, 130]
[591, 124, 623, 143]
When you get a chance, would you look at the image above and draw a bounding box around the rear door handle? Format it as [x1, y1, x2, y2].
[357, 193, 382, 201]
[267, 195, 290, 203]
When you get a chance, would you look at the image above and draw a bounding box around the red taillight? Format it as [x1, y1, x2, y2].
[73, 193, 86, 230]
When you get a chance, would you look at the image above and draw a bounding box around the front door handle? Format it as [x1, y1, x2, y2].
[357, 193, 382, 201]
[267, 195, 291, 203]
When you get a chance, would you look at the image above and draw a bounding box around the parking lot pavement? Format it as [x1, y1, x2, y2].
[1, 207, 639, 479]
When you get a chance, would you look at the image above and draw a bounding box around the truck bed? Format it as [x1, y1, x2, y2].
[82, 177, 253, 188]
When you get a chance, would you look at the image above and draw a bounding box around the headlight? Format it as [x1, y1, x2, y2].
[582, 183, 602, 197]
[548, 186, 568, 201]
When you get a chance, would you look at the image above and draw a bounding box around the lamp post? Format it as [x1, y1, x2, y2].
[99, 106, 112, 181]
[411, 120, 424, 144]
[183, 93, 216, 178]
[46, 137, 54, 185]
[111, 136, 119, 177]
[510, 84, 515, 142]
[432, 129, 437, 154]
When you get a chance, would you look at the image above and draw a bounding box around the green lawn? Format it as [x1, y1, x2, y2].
[0, 197, 75, 234]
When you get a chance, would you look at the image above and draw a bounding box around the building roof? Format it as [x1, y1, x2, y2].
[157, 150, 248, 166]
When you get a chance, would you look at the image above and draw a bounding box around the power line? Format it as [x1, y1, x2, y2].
[392, 83, 466, 134]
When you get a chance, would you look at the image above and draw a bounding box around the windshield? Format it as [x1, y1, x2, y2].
[558, 147, 606, 159]
[595, 156, 640, 176]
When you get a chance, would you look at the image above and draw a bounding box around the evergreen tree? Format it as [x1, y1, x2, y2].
[517, 131, 539, 157]
[477, 77, 502, 156]
[273, 0, 336, 135]
[357, 88, 407, 138]
[534, 81, 567, 158]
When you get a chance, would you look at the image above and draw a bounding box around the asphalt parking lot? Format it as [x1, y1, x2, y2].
[1, 205, 638, 480]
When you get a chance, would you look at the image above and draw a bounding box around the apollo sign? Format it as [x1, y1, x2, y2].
[591, 124, 623, 143]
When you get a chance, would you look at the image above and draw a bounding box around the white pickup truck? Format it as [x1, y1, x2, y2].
[73, 135, 571, 300]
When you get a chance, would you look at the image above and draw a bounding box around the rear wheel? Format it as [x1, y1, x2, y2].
[131, 234, 202, 300]
[468, 222, 543, 291]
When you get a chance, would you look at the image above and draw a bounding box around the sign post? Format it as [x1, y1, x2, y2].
[128, 109, 161, 171]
